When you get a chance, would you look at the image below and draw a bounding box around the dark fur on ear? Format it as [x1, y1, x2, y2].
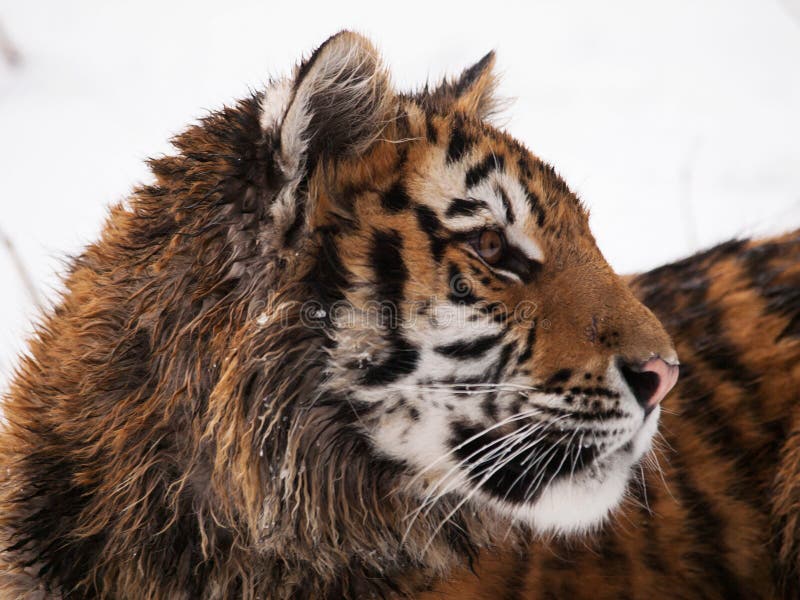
[274, 30, 395, 176]
[421, 51, 501, 120]
[263, 31, 396, 243]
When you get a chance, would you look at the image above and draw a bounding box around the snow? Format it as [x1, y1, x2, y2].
[1, 0, 799, 382]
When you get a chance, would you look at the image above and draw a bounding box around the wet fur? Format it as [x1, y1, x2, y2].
[0, 32, 682, 599]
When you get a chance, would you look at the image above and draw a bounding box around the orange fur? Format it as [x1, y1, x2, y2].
[423, 231, 800, 598]
[2, 32, 785, 599]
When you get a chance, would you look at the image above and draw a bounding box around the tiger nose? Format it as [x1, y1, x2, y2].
[618, 357, 679, 414]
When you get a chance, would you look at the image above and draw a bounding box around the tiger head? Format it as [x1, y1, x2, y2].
[254, 31, 678, 539]
[0, 30, 682, 600]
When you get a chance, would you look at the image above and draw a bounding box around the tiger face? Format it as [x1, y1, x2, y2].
[265, 32, 678, 535]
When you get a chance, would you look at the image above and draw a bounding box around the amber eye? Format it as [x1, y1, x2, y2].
[475, 229, 506, 265]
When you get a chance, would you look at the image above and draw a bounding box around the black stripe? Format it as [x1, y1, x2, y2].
[525, 190, 545, 228]
[447, 263, 481, 305]
[517, 154, 532, 180]
[426, 114, 438, 145]
[546, 368, 572, 386]
[362, 230, 421, 385]
[496, 184, 515, 224]
[637, 474, 669, 575]
[381, 181, 410, 212]
[493, 341, 515, 379]
[305, 226, 348, 306]
[676, 364, 766, 504]
[434, 333, 504, 360]
[597, 528, 632, 598]
[371, 229, 406, 310]
[361, 336, 420, 386]
[501, 549, 530, 600]
[447, 119, 471, 163]
[481, 395, 499, 420]
[465, 154, 505, 188]
[480, 301, 509, 324]
[481, 341, 516, 417]
[414, 205, 447, 262]
[634, 239, 746, 309]
[446, 197, 488, 218]
[739, 234, 800, 340]
[670, 451, 747, 599]
[516, 324, 537, 364]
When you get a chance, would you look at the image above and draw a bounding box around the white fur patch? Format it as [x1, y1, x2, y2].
[468, 171, 545, 262]
[259, 77, 293, 132]
[411, 150, 545, 267]
[356, 330, 659, 536]
[510, 406, 659, 535]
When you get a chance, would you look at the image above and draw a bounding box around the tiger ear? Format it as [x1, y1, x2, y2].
[265, 31, 395, 181]
[428, 51, 500, 120]
[262, 31, 395, 244]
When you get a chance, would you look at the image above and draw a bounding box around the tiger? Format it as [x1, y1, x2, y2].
[0, 30, 721, 599]
[423, 230, 800, 599]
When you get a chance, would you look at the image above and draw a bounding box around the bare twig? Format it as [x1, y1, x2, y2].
[0, 228, 43, 313]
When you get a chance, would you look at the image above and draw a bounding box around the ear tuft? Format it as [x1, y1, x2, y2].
[274, 31, 395, 179]
[426, 51, 502, 120]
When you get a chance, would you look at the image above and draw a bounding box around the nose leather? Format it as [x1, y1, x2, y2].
[638, 357, 679, 409]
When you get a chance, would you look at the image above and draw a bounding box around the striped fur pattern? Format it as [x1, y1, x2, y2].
[423, 230, 800, 599]
[0, 32, 678, 598]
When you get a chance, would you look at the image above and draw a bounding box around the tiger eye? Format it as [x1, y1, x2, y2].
[477, 230, 505, 265]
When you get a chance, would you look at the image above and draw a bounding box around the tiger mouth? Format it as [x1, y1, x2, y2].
[450, 412, 657, 505]
[451, 422, 600, 504]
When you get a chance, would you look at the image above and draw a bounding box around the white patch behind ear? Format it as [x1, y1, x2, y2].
[259, 77, 293, 132]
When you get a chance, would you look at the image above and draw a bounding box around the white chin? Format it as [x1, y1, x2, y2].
[492, 406, 660, 536]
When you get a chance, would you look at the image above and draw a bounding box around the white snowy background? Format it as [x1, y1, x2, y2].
[1, 0, 799, 384]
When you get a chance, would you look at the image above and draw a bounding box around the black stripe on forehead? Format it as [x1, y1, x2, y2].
[447, 118, 473, 163]
[496, 184, 515, 224]
[426, 114, 439, 145]
[465, 153, 505, 189]
[446, 197, 488, 218]
[526, 190, 546, 228]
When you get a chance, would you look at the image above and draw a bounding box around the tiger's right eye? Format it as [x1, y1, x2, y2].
[474, 229, 506, 265]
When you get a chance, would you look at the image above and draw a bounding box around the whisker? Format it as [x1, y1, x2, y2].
[497, 416, 573, 503]
[520, 433, 570, 503]
[420, 419, 572, 553]
[409, 419, 544, 521]
[402, 408, 542, 490]
[401, 419, 543, 543]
